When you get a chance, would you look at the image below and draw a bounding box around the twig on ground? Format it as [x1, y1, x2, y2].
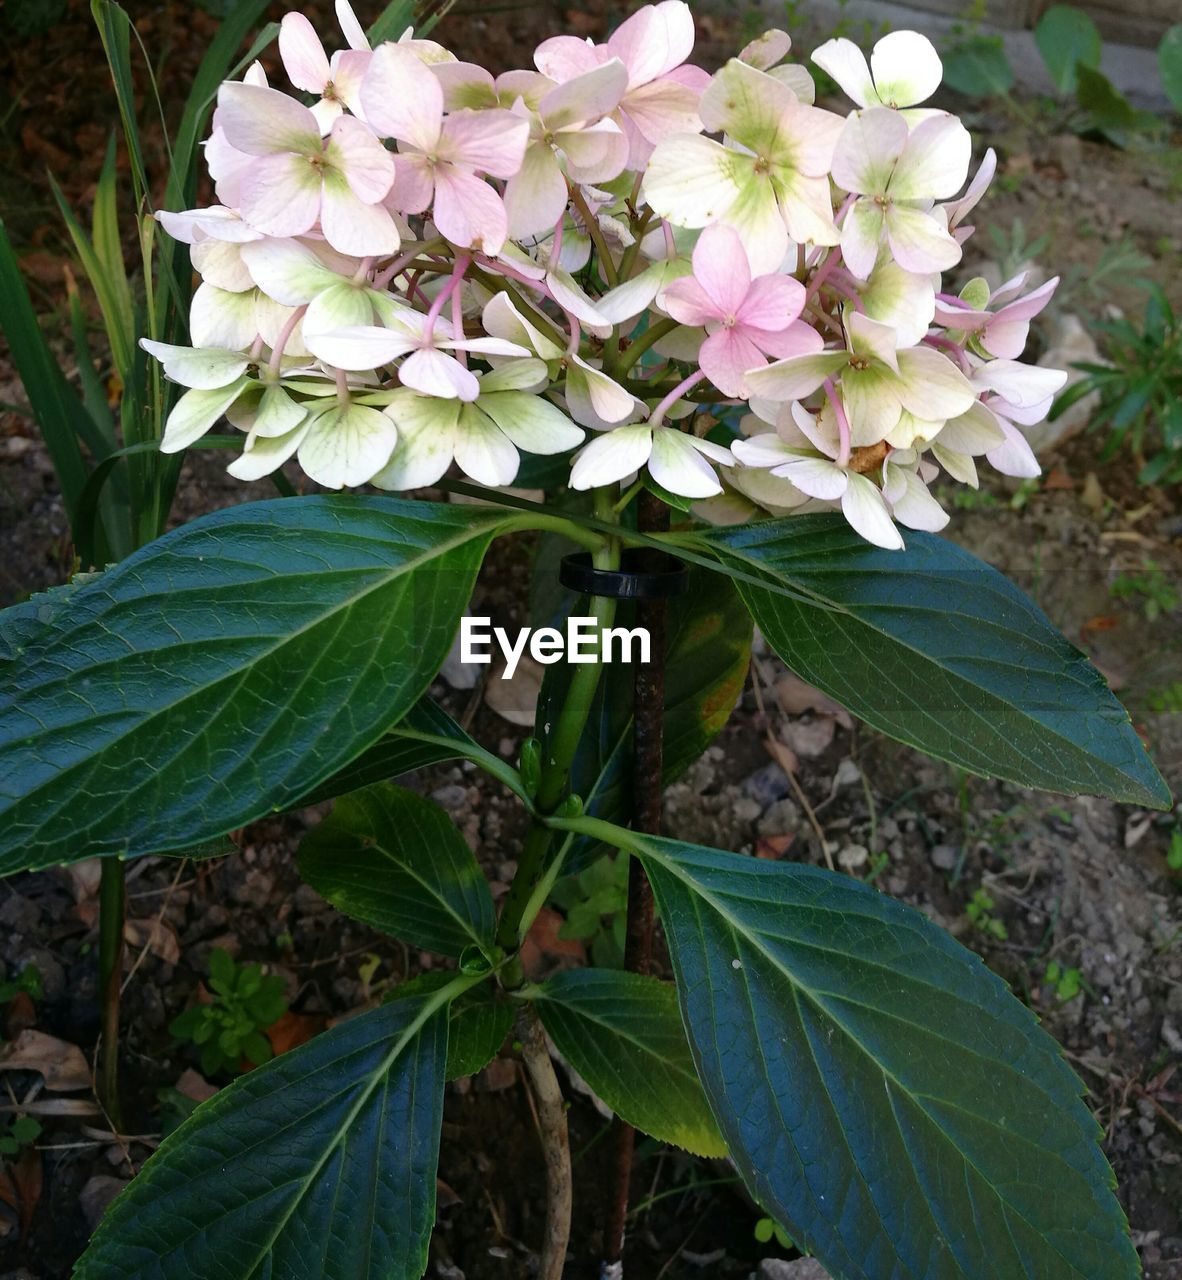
[517, 1005, 571, 1280]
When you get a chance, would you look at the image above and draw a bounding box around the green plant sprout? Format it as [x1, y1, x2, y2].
[966, 887, 1010, 941]
[0, 964, 42, 1007]
[1044, 960, 1083, 1002]
[1109, 561, 1180, 621]
[550, 854, 629, 967]
[0, 1114, 42, 1158]
[168, 947, 287, 1077]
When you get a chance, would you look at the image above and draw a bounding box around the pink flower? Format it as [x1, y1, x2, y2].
[278, 10, 371, 134]
[933, 273, 1058, 360]
[534, 0, 708, 168]
[661, 224, 820, 396]
[214, 82, 398, 255]
[360, 45, 529, 256]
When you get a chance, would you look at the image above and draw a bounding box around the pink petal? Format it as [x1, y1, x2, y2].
[279, 13, 330, 94]
[534, 35, 604, 82]
[360, 45, 442, 150]
[388, 151, 435, 215]
[327, 116, 395, 203]
[504, 146, 568, 239]
[699, 327, 767, 398]
[239, 153, 321, 237]
[320, 176, 401, 255]
[540, 59, 628, 129]
[329, 49, 373, 116]
[691, 224, 751, 318]
[749, 318, 824, 360]
[561, 122, 629, 185]
[994, 276, 1058, 324]
[621, 77, 702, 146]
[734, 273, 805, 331]
[608, 0, 696, 86]
[432, 165, 510, 255]
[662, 276, 720, 328]
[840, 199, 886, 280]
[438, 109, 529, 178]
[986, 416, 1040, 478]
[216, 82, 321, 157]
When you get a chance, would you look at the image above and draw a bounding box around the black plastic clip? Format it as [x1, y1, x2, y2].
[558, 548, 689, 600]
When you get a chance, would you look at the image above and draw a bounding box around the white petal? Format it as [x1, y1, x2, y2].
[773, 456, 848, 500]
[400, 348, 481, 401]
[478, 359, 551, 393]
[480, 391, 584, 455]
[161, 379, 249, 452]
[649, 428, 723, 498]
[241, 238, 353, 306]
[896, 345, 975, 420]
[192, 239, 254, 293]
[841, 472, 903, 548]
[141, 340, 248, 390]
[569, 426, 653, 490]
[216, 83, 321, 156]
[886, 467, 949, 531]
[811, 37, 876, 107]
[454, 404, 520, 486]
[190, 283, 259, 350]
[870, 32, 942, 109]
[744, 351, 846, 401]
[641, 134, 742, 228]
[297, 402, 399, 488]
[227, 420, 312, 480]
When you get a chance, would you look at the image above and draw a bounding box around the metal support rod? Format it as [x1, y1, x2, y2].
[604, 490, 670, 1273]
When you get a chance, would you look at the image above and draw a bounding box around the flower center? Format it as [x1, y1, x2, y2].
[849, 355, 872, 372]
[753, 154, 771, 176]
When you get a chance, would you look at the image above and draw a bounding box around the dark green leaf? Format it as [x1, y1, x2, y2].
[305, 697, 529, 808]
[1161, 25, 1182, 113]
[0, 496, 512, 871]
[388, 973, 512, 1079]
[941, 35, 1013, 98]
[696, 516, 1168, 807]
[1075, 64, 1139, 134]
[621, 830, 1139, 1280]
[535, 969, 727, 1157]
[1036, 4, 1101, 94]
[76, 990, 455, 1280]
[298, 783, 495, 957]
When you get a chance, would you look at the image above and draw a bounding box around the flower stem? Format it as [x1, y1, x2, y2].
[648, 368, 707, 429]
[98, 858, 126, 1130]
[569, 183, 618, 287]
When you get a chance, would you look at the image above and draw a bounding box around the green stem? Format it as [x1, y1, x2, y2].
[616, 317, 681, 374]
[495, 489, 621, 970]
[98, 858, 126, 1128]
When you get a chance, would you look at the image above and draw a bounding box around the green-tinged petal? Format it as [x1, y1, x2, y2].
[699, 58, 795, 153]
[190, 283, 260, 351]
[883, 203, 962, 275]
[885, 408, 943, 450]
[744, 351, 846, 401]
[372, 392, 460, 490]
[161, 379, 250, 453]
[297, 402, 398, 489]
[896, 345, 975, 421]
[140, 341, 249, 390]
[241, 237, 359, 307]
[721, 175, 789, 276]
[840, 365, 903, 446]
[477, 358, 550, 394]
[642, 134, 744, 229]
[454, 404, 519, 487]
[228, 384, 309, 440]
[860, 258, 936, 348]
[839, 199, 886, 280]
[226, 420, 313, 481]
[304, 281, 378, 337]
[846, 311, 900, 372]
[773, 171, 840, 248]
[479, 391, 584, 454]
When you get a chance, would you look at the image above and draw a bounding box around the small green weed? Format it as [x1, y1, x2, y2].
[966, 888, 1009, 941]
[551, 855, 628, 968]
[169, 947, 287, 1077]
[0, 1114, 41, 1158]
[1109, 562, 1179, 621]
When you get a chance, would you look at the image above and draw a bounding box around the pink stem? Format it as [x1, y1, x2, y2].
[424, 253, 470, 347]
[923, 332, 971, 371]
[548, 212, 566, 273]
[649, 368, 706, 429]
[662, 220, 676, 258]
[824, 377, 851, 468]
[804, 246, 844, 304]
[565, 313, 581, 357]
[268, 304, 308, 376]
[451, 279, 467, 367]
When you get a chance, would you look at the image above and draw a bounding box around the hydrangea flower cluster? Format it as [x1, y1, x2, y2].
[146, 0, 1066, 548]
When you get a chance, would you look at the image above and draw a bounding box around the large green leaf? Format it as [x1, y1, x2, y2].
[586, 825, 1137, 1280]
[298, 783, 495, 957]
[534, 969, 727, 1158]
[696, 516, 1168, 808]
[0, 496, 512, 871]
[305, 697, 529, 807]
[1035, 4, 1101, 95]
[538, 568, 752, 863]
[75, 987, 456, 1280]
[388, 973, 513, 1079]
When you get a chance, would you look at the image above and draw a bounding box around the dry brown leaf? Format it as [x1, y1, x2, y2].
[123, 916, 181, 965]
[774, 673, 853, 730]
[4, 992, 36, 1039]
[756, 834, 795, 860]
[174, 1068, 219, 1105]
[520, 907, 585, 979]
[0, 1147, 42, 1239]
[265, 1011, 325, 1057]
[66, 858, 103, 903]
[0, 1030, 90, 1092]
